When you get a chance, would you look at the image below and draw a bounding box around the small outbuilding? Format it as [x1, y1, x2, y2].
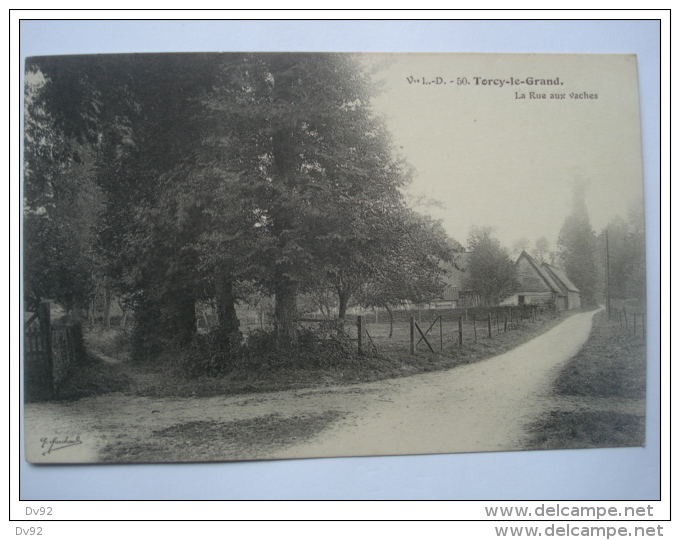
[541, 262, 581, 310]
[427, 252, 482, 309]
[501, 251, 581, 310]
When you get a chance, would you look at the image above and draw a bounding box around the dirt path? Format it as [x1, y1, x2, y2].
[24, 309, 605, 463]
[267, 307, 606, 459]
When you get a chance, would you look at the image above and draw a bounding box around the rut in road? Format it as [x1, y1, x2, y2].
[266, 308, 602, 459]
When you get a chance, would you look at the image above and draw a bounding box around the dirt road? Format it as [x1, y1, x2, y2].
[24, 309, 603, 463]
[268, 307, 605, 459]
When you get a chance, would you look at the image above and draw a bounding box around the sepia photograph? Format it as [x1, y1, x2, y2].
[23, 51, 647, 465]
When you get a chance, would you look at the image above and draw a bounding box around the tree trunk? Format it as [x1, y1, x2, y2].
[270, 63, 302, 348]
[386, 305, 394, 339]
[103, 291, 113, 331]
[337, 288, 350, 336]
[88, 295, 96, 326]
[216, 279, 241, 344]
[118, 300, 128, 329]
[169, 292, 196, 347]
[337, 291, 350, 320]
[275, 279, 298, 347]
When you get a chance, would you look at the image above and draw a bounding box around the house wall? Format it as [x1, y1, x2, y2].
[427, 300, 457, 310]
[556, 295, 567, 311]
[499, 294, 518, 306]
[500, 292, 557, 306]
[567, 291, 581, 310]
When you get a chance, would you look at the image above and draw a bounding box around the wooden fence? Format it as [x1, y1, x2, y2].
[296, 317, 372, 355]
[24, 302, 85, 401]
[24, 303, 53, 401]
[369, 305, 552, 326]
[404, 305, 543, 354]
[293, 305, 553, 357]
[610, 308, 646, 342]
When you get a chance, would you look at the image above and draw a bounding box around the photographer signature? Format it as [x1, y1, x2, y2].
[40, 436, 82, 455]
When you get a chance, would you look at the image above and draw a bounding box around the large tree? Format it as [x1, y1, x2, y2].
[557, 182, 599, 306]
[23, 64, 104, 314]
[357, 212, 456, 336]
[201, 53, 417, 346]
[463, 226, 519, 306]
[25, 52, 451, 357]
[24, 54, 228, 351]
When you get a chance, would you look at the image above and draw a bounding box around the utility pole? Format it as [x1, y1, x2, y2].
[605, 229, 611, 319]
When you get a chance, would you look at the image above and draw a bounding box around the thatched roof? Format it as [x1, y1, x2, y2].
[541, 263, 580, 293]
[516, 251, 563, 293]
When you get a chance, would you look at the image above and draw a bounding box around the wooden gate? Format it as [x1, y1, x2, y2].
[24, 302, 54, 401]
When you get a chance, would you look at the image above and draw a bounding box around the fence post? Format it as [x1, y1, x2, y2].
[357, 316, 363, 355]
[465, 308, 468, 322]
[633, 313, 637, 336]
[504, 315, 508, 333]
[496, 311, 499, 331]
[458, 316, 463, 347]
[410, 316, 415, 355]
[439, 316, 443, 351]
[41, 303, 53, 397]
[473, 315, 477, 342]
[488, 313, 492, 338]
[624, 308, 628, 331]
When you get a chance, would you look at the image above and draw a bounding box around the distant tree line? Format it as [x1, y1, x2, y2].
[556, 182, 646, 308]
[508, 182, 646, 309]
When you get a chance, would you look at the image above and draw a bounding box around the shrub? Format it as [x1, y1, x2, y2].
[179, 322, 371, 378]
[178, 331, 240, 378]
[52, 354, 131, 400]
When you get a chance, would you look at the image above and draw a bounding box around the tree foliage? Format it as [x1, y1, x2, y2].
[198, 53, 436, 343]
[557, 183, 599, 306]
[23, 53, 457, 358]
[23, 66, 104, 312]
[599, 205, 646, 307]
[463, 226, 519, 306]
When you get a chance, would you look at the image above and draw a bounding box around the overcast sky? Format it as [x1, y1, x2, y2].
[365, 53, 645, 251]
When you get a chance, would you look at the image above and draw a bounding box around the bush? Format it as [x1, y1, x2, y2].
[52, 354, 131, 400]
[178, 331, 242, 378]
[243, 323, 364, 370]
[178, 322, 368, 378]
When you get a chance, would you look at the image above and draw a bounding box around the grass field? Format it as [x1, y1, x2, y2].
[526, 311, 646, 450]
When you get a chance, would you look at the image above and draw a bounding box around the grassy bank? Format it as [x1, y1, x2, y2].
[101, 411, 343, 463]
[66, 307, 586, 401]
[527, 311, 646, 450]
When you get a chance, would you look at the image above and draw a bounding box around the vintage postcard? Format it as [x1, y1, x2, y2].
[23, 53, 646, 463]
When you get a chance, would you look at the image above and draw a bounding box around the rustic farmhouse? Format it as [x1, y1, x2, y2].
[501, 251, 581, 310]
